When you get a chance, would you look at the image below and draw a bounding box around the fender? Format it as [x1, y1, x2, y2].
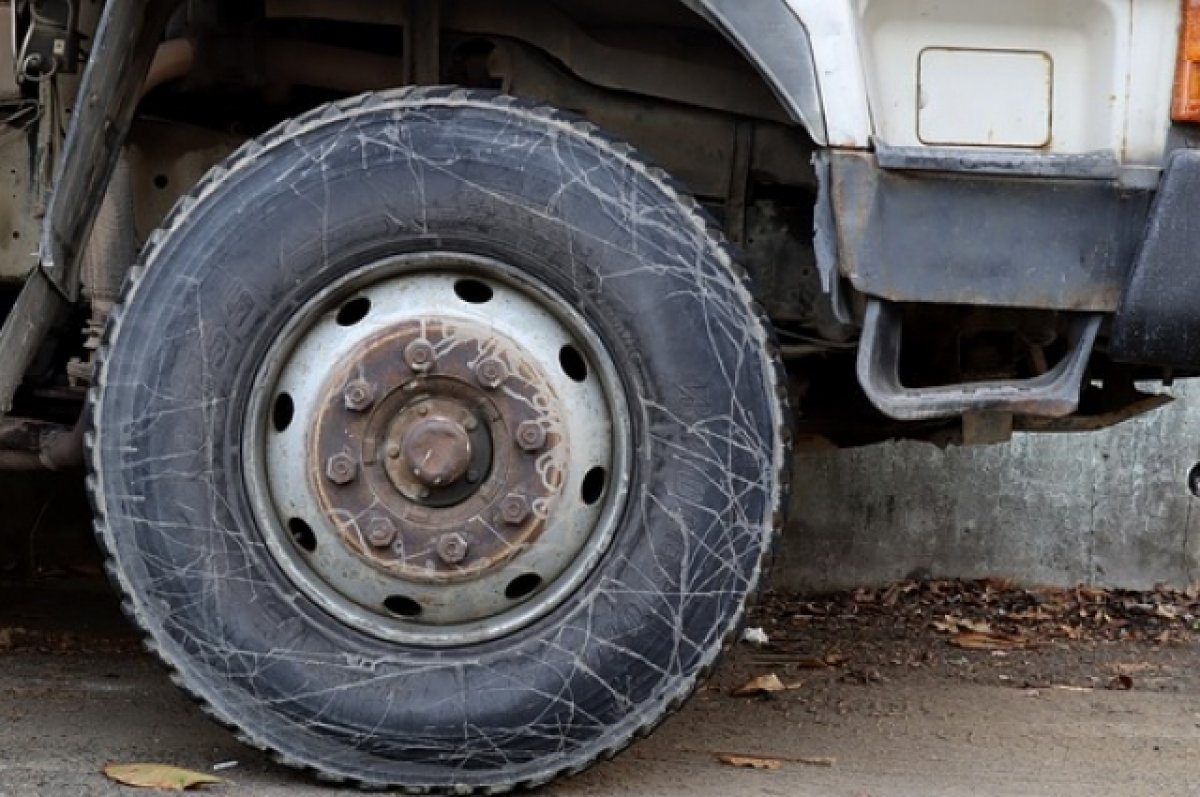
[682, 0, 872, 148]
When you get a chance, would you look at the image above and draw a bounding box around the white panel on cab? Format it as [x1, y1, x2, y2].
[849, 0, 1180, 165]
[918, 48, 1052, 148]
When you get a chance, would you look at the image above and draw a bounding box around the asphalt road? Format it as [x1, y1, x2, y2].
[2, 580, 1199, 797]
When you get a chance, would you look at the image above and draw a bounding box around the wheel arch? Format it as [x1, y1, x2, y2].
[680, 0, 828, 145]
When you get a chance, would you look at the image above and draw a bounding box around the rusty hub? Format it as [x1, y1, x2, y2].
[312, 318, 567, 584]
[388, 398, 477, 495]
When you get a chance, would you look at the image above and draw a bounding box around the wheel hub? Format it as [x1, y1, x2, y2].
[397, 409, 473, 490]
[381, 396, 490, 506]
[313, 319, 566, 583]
[250, 258, 627, 644]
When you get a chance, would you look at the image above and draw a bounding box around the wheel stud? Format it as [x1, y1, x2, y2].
[436, 533, 469, 565]
[474, 358, 507, 390]
[365, 516, 397, 548]
[325, 453, 358, 485]
[405, 339, 436, 372]
[516, 421, 546, 452]
[499, 494, 530, 525]
[343, 379, 376, 412]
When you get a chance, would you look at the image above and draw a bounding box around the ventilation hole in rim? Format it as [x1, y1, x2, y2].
[288, 518, 317, 552]
[384, 595, 423, 618]
[559, 345, 588, 382]
[454, 278, 494, 304]
[581, 467, 607, 505]
[505, 573, 544, 600]
[336, 297, 372, 327]
[272, 393, 295, 432]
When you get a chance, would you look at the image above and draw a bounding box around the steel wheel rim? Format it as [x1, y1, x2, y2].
[243, 252, 632, 647]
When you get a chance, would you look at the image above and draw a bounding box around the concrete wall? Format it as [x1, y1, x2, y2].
[6, 387, 1200, 593]
[774, 383, 1200, 593]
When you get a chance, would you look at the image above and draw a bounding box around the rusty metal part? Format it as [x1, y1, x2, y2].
[365, 516, 398, 549]
[401, 410, 473, 488]
[436, 533, 469, 565]
[343, 379, 376, 412]
[474, 357, 507, 390]
[516, 421, 547, 452]
[404, 338, 436, 372]
[325, 453, 357, 485]
[312, 317, 567, 585]
[382, 395, 492, 507]
[499, 494, 531, 526]
[1014, 392, 1174, 434]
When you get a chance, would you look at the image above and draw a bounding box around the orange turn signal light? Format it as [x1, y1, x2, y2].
[1174, 0, 1200, 121]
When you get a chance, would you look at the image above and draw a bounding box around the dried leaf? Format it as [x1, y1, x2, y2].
[1007, 608, 1051, 621]
[1059, 624, 1084, 641]
[958, 618, 993, 634]
[732, 673, 788, 697]
[932, 615, 959, 633]
[714, 753, 782, 771]
[794, 653, 848, 670]
[1155, 604, 1182, 620]
[103, 763, 222, 791]
[791, 756, 836, 767]
[948, 631, 1030, 651]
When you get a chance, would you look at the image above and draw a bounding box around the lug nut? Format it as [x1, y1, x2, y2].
[405, 339, 436, 372]
[365, 516, 397, 549]
[474, 358, 508, 390]
[436, 533, 469, 565]
[516, 421, 547, 452]
[343, 379, 376, 412]
[499, 494, 531, 526]
[387, 442, 402, 460]
[325, 453, 358, 485]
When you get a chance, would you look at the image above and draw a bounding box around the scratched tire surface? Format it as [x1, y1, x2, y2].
[89, 88, 790, 793]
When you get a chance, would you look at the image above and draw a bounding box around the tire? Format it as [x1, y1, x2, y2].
[90, 88, 789, 793]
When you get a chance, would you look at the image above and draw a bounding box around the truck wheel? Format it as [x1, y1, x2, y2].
[90, 88, 788, 792]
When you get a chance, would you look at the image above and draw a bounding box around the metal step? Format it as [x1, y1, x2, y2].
[856, 298, 1103, 422]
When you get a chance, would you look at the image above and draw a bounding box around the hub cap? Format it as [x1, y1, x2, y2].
[244, 254, 630, 646]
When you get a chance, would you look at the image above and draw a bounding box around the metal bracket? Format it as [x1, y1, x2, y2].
[0, 0, 179, 413]
[17, 0, 81, 79]
[856, 299, 1103, 422]
[39, 0, 181, 301]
